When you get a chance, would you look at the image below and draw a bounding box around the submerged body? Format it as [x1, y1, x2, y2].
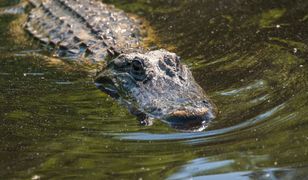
[26, 0, 141, 61]
[24, 0, 216, 131]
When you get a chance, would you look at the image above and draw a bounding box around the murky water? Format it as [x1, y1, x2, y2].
[1, 0, 308, 179]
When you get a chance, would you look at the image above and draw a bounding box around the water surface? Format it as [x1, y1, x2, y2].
[1, 0, 308, 179]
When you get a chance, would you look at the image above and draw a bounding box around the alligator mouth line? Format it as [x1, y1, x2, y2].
[95, 77, 119, 98]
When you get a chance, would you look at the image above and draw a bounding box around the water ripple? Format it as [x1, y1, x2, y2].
[109, 103, 286, 142]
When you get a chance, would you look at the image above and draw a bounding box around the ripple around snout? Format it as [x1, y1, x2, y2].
[108, 102, 286, 143]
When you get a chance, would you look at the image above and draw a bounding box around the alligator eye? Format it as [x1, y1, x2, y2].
[130, 58, 146, 81]
[132, 59, 143, 72]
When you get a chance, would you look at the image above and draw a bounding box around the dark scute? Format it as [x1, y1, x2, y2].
[163, 55, 176, 67]
[158, 59, 176, 77]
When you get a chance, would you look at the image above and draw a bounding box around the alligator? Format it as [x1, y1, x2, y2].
[4, 0, 216, 131]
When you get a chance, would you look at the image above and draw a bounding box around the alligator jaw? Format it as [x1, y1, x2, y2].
[165, 107, 216, 131]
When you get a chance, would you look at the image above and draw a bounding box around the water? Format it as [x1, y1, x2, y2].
[1, 0, 308, 179]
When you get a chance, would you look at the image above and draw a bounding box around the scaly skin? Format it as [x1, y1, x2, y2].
[24, 0, 216, 131]
[25, 0, 141, 61]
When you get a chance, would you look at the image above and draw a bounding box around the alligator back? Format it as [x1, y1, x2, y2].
[26, 0, 141, 62]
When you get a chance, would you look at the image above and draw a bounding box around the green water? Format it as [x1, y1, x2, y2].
[1, 0, 308, 179]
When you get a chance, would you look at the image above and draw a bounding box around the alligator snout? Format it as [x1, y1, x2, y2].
[166, 107, 215, 131]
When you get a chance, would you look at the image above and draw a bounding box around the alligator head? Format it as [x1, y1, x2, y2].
[95, 50, 216, 131]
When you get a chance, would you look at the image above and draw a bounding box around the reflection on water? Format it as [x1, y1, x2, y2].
[1, 0, 308, 179]
[168, 158, 235, 179]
